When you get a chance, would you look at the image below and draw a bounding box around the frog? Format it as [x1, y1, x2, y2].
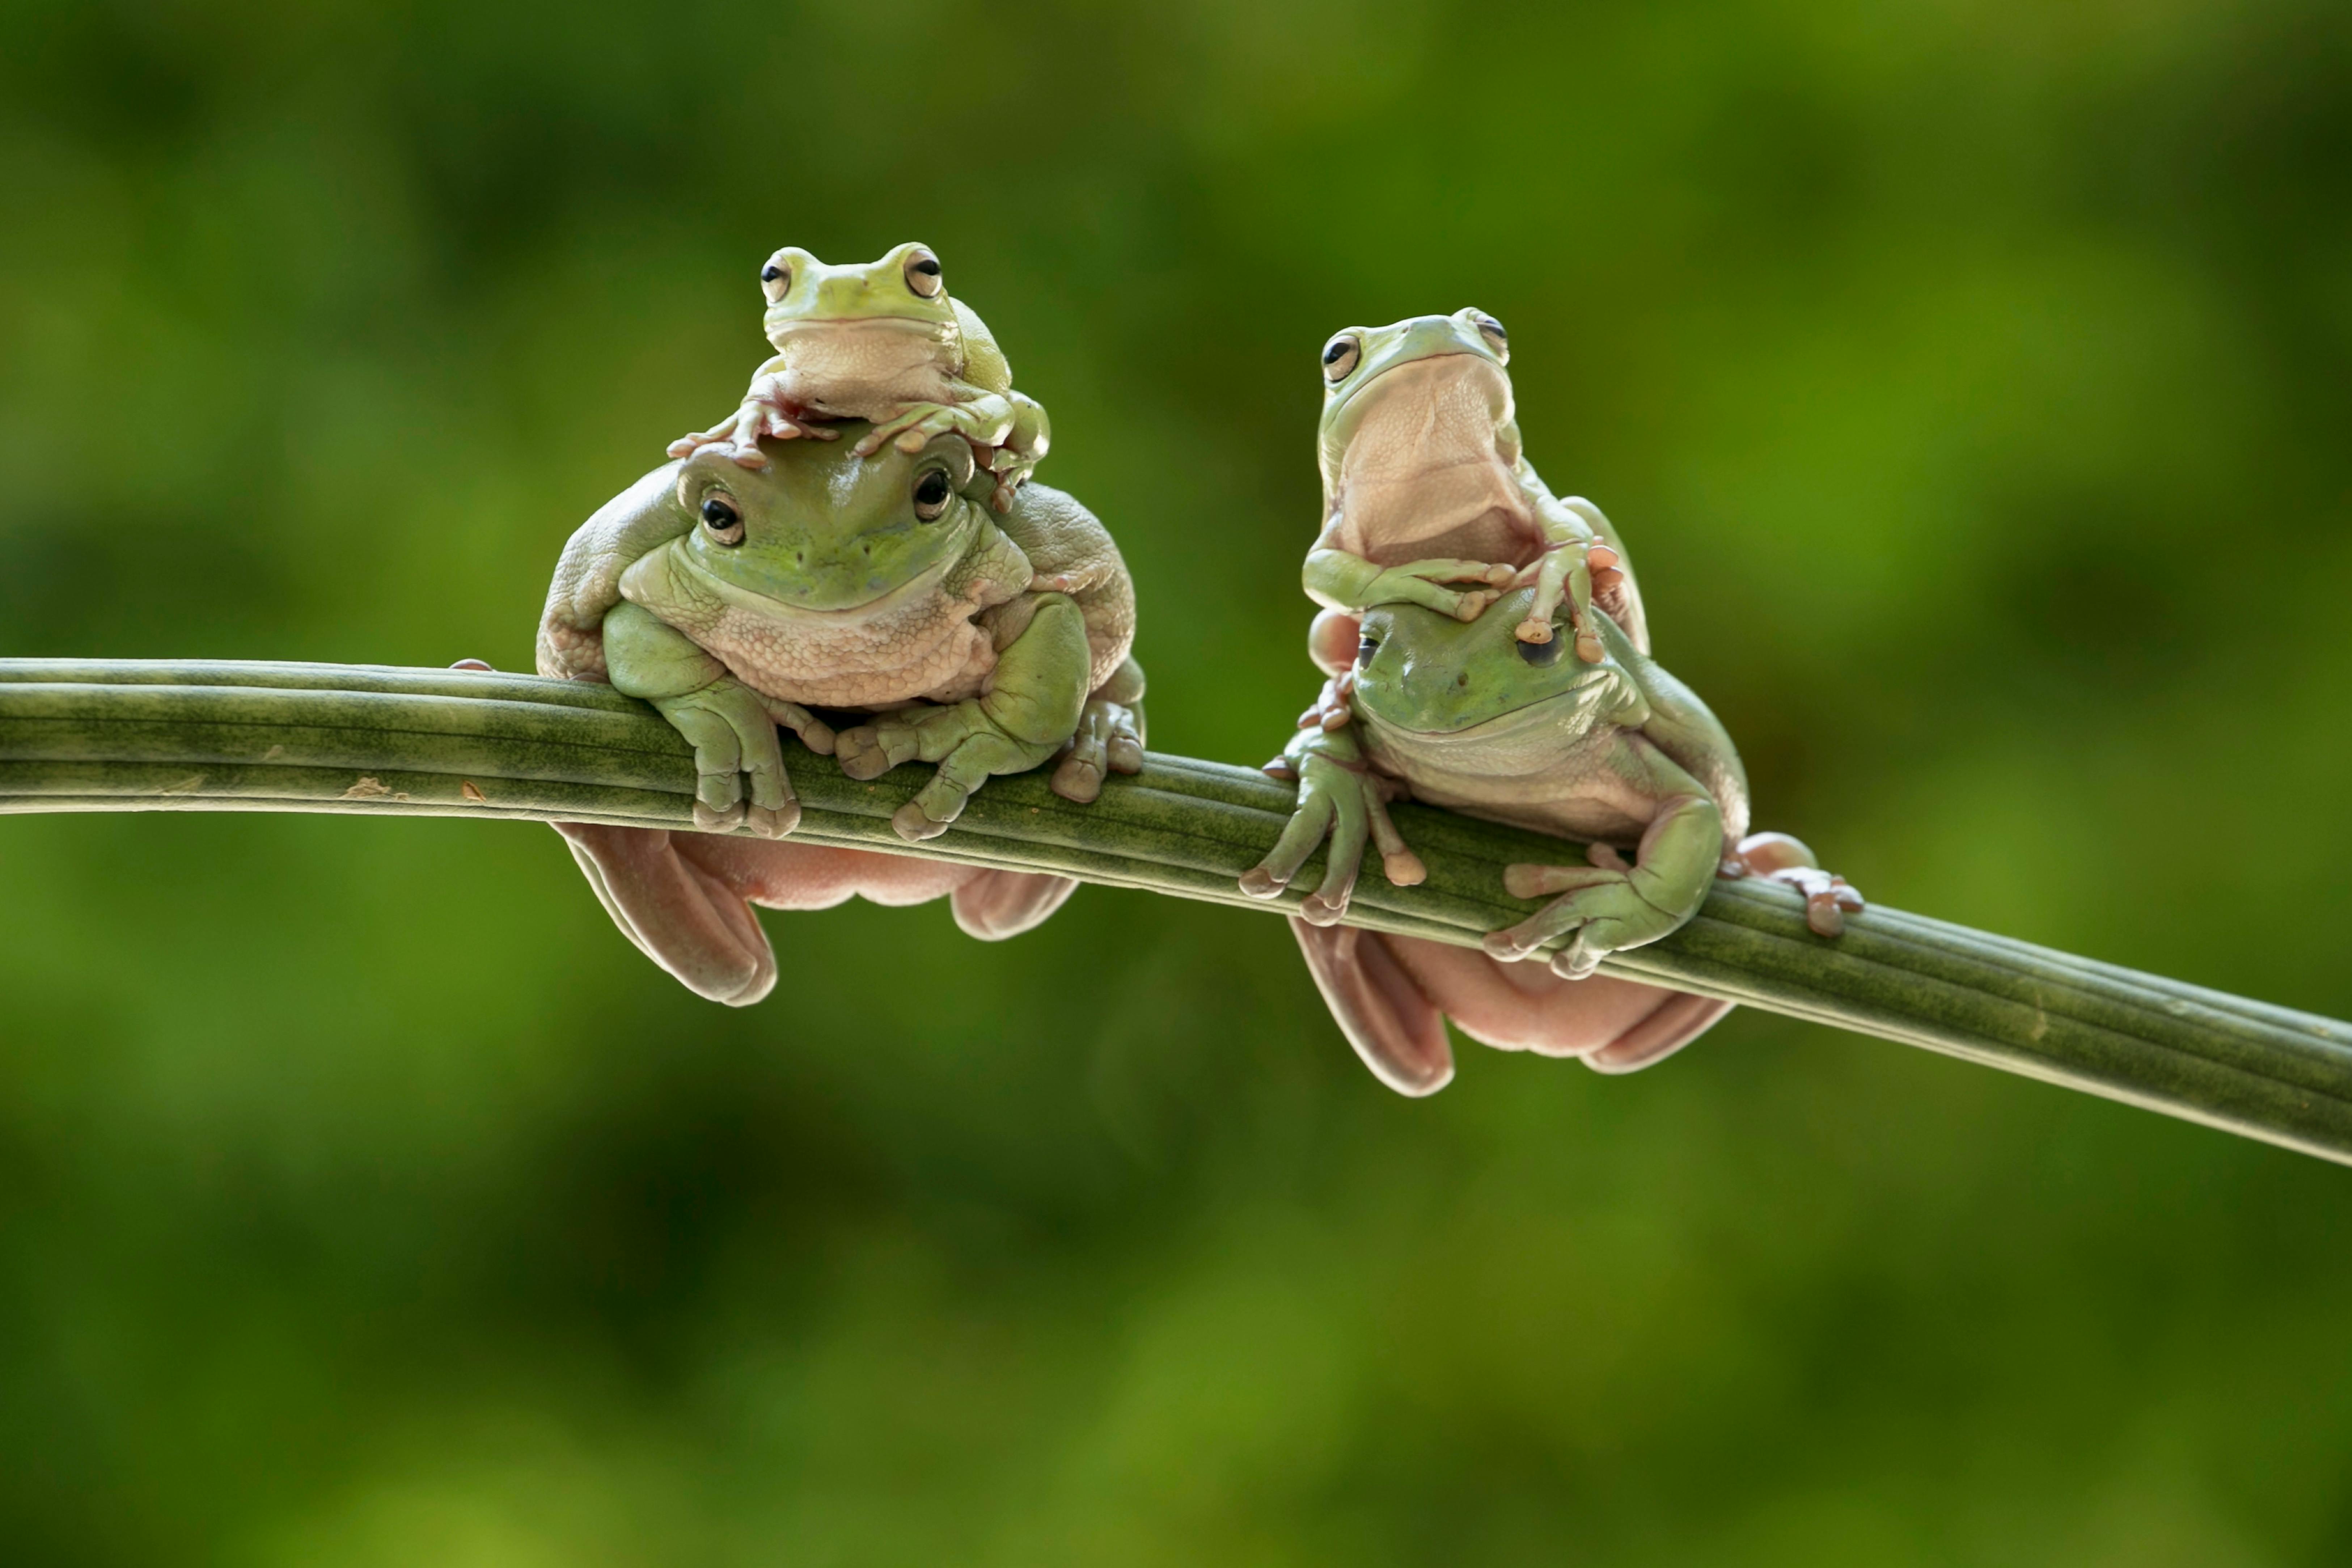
[667, 242, 1050, 513]
[1305, 306, 1643, 670]
[538, 423, 1144, 846]
[1239, 585, 1858, 1095]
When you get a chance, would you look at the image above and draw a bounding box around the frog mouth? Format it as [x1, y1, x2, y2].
[764, 316, 952, 338]
[673, 546, 958, 618]
[1359, 663, 1617, 741]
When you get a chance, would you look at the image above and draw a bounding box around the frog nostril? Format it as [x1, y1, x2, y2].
[1456, 672, 1469, 687]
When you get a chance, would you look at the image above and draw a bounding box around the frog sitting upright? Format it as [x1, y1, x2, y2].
[535, 427, 1144, 1006]
[1307, 307, 1637, 665]
[1241, 587, 1858, 1095]
[668, 242, 1049, 512]
[539, 426, 1143, 842]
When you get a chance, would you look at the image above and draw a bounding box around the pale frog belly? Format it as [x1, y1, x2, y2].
[685, 593, 997, 710]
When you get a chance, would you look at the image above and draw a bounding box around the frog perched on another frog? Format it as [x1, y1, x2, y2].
[1241, 586, 1857, 1095]
[1306, 308, 1638, 666]
[538, 426, 1143, 845]
[668, 242, 1050, 512]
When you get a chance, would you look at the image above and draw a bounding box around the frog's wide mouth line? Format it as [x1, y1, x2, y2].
[671, 541, 960, 618]
[763, 315, 952, 337]
[1359, 663, 1616, 740]
[1326, 347, 1505, 423]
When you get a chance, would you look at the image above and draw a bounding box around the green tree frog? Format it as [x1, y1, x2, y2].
[668, 242, 1050, 512]
[539, 427, 1143, 843]
[1241, 587, 1858, 1094]
[1306, 307, 1641, 666]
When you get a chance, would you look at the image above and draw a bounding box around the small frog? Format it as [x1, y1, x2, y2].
[668, 242, 1050, 512]
[1306, 307, 1641, 665]
[538, 425, 1143, 844]
[1241, 587, 1857, 1094]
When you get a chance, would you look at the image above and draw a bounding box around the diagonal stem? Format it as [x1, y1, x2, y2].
[3, 658, 2348, 1165]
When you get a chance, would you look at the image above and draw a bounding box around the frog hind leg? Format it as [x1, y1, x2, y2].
[554, 825, 1055, 1005]
[1382, 933, 1734, 1074]
[1288, 918, 1456, 1096]
[951, 871, 1080, 940]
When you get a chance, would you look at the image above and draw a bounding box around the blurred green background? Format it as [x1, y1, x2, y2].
[3, 0, 2351, 1561]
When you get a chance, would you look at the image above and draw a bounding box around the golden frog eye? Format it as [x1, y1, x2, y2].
[913, 467, 953, 520]
[903, 246, 944, 299]
[1471, 311, 1508, 364]
[758, 251, 792, 303]
[700, 494, 745, 545]
[1321, 333, 1361, 383]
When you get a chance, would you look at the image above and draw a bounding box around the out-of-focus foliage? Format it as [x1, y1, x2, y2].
[3, 0, 2351, 1560]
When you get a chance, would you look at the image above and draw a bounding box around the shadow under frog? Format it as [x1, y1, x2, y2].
[1243, 586, 1858, 1095]
[535, 425, 1144, 1006]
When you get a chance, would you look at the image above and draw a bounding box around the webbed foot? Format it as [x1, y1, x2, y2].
[649, 677, 833, 841]
[1486, 842, 1679, 979]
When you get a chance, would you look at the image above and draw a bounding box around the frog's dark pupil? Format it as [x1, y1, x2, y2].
[1357, 638, 1379, 665]
[915, 471, 950, 505]
[912, 259, 940, 276]
[1324, 341, 1351, 364]
[1516, 635, 1562, 666]
[701, 498, 739, 529]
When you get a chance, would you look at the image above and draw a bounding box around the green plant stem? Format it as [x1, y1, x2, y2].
[3, 658, 2348, 1164]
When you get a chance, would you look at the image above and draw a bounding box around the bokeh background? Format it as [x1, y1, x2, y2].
[3, 1, 2351, 1561]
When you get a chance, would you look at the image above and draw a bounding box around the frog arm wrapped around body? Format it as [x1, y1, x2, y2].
[1302, 307, 1642, 665]
[1241, 587, 1858, 1095]
[534, 427, 1141, 1007]
[667, 242, 1050, 511]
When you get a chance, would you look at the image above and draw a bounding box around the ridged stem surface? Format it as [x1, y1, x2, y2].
[4, 658, 2346, 1164]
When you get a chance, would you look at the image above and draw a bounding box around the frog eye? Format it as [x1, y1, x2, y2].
[700, 495, 745, 545]
[1356, 635, 1379, 667]
[1471, 311, 1509, 364]
[758, 251, 793, 304]
[1321, 334, 1361, 383]
[902, 246, 944, 299]
[1516, 632, 1563, 665]
[912, 467, 954, 520]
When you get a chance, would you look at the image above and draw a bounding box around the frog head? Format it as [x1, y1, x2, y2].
[1314, 307, 1517, 504]
[668, 424, 990, 614]
[1350, 587, 1641, 742]
[756, 241, 961, 352]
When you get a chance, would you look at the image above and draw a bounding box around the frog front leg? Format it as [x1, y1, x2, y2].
[1304, 549, 1517, 622]
[1049, 654, 1146, 805]
[1239, 723, 1426, 922]
[603, 601, 834, 837]
[1510, 494, 1629, 660]
[833, 591, 1092, 841]
[851, 385, 1032, 507]
[668, 363, 841, 470]
[1484, 741, 1722, 979]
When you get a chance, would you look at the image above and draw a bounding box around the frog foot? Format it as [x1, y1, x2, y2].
[1723, 831, 1864, 937]
[836, 698, 1062, 844]
[1513, 543, 1624, 662]
[1366, 559, 1517, 622]
[1049, 696, 1145, 804]
[1486, 843, 1678, 980]
[669, 400, 834, 470]
[853, 400, 995, 458]
[651, 678, 821, 841]
[1240, 753, 1423, 921]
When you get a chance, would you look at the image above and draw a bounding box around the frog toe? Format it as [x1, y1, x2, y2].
[743, 800, 799, 839]
[1049, 749, 1104, 804]
[891, 800, 954, 841]
[693, 799, 748, 833]
[832, 726, 895, 781]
